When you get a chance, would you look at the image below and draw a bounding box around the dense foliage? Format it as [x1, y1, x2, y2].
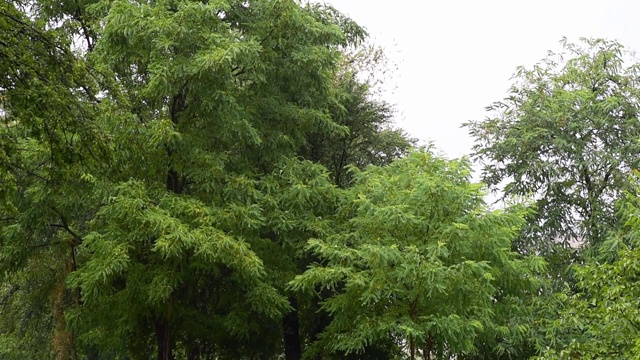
[291, 152, 545, 360]
[3, 0, 640, 358]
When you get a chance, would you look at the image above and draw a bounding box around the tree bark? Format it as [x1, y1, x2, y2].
[409, 337, 415, 360]
[157, 86, 186, 360]
[282, 296, 303, 360]
[422, 333, 432, 360]
[408, 301, 417, 360]
[155, 316, 174, 360]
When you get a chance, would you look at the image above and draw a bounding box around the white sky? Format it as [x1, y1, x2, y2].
[328, 0, 640, 159]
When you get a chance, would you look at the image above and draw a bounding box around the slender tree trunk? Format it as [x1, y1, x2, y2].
[422, 333, 432, 360]
[157, 166, 179, 360]
[52, 250, 79, 360]
[156, 303, 175, 360]
[408, 300, 417, 360]
[409, 337, 415, 360]
[155, 317, 173, 360]
[282, 296, 302, 360]
[156, 295, 175, 360]
[309, 290, 332, 360]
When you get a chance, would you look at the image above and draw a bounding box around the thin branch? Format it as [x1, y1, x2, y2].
[49, 208, 83, 245]
[0, 9, 68, 55]
[620, 308, 640, 332]
[6, 162, 50, 183]
[72, 0, 94, 52]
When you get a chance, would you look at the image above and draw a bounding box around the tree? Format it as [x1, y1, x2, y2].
[291, 151, 546, 360]
[0, 2, 108, 357]
[466, 38, 640, 252]
[289, 44, 416, 359]
[75, 0, 369, 359]
[2, 0, 371, 359]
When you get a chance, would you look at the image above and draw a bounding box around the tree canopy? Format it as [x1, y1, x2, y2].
[291, 151, 546, 360]
[466, 37, 640, 252]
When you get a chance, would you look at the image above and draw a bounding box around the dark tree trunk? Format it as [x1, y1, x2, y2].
[409, 301, 417, 360]
[409, 337, 416, 360]
[166, 168, 183, 194]
[422, 333, 432, 360]
[155, 317, 174, 360]
[157, 166, 180, 360]
[282, 296, 303, 360]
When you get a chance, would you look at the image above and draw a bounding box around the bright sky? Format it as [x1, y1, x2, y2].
[328, 0, 640, 159]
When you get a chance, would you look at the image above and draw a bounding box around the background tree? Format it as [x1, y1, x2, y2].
[466, 38, 640, 253]
[0, 2, 108, 357]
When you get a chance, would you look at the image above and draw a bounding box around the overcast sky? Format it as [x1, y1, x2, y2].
[327, 0, 640, 159]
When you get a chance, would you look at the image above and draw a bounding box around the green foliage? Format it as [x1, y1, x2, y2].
[536, 183, 640, 359]
[4, 1, 599, 359]
[62, 0, 368, 357]
[2, 0, 416, 358]
[466, 38, 640, 251]
[0, 258, 57, 360]
[291, 151, 546, 359]
[1, 4, 106, 358]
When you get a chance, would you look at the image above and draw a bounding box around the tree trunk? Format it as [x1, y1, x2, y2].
[409, 337, 415, 360]
[155, 317, 174, 360]
[282, 296, 302, 360]
[408, 300, 417, 360]
[422, 333, 432, 360]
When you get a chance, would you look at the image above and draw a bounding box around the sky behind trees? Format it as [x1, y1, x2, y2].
[328, 0, 640, 158]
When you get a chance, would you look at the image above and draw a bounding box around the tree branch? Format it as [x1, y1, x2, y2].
[49, 208, 83, 246]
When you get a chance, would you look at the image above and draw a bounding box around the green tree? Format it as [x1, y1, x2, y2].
[291, 44, 415, 359]
[0, 2, 108, 357]
[291, 151, 546, 360]
[1, 0, 370, 359]
[466, 37, 640, 252]
[0, 257, 56, 360]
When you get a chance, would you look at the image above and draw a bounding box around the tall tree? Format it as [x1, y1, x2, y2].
[0, 2, 107, 357]
[466, 38, 640, 252]
[2, 0, 370, 359]
[290, 44, 415, 359]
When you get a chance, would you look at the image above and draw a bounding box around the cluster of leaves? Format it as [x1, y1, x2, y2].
[526, 181, 640, 359]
